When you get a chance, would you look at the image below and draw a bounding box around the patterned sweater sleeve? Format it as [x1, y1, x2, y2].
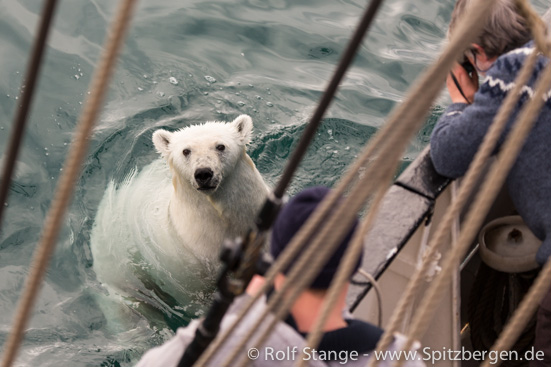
[430, 64, 512, 179]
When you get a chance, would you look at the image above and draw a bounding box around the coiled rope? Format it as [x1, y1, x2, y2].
[481, 261, 551, 367]
[0, 0, 138, 366]
[468, 264, 538, 367]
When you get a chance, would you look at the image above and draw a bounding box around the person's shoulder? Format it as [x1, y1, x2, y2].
[492, 41, 534, 73]
[502, 40, 535, 58]
[345, 319, 384, 338]
[480, 41, 538, 98]
[492, 40, 544, 73]
[135, 321, 200, 367]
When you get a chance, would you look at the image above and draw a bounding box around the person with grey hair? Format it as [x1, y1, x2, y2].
[430, 0, 551, 365]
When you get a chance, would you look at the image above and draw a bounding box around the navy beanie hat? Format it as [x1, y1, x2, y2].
[270, 186, 362, 289]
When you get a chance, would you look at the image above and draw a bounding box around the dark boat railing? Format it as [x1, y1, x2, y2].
[349, 146, 451, 311]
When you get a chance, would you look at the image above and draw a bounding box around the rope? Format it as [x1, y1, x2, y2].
[199, 0, 549, 365]
[194, 187, 349, 367]
[469, 264, 538, 367]
[398, 30, 551, 366]
[273, 0, 383, 199]
[369, 0, 527, 362]
[515, 0, 547, 53]
[357, 269, 383, 328]
[480, 261, 551, 367]
[298, 184, 390, 367]
[191, 2, 387, 363]
[226, 0, 502, 363]
[0, 1, 138, 366]
[195, 0, 501, 363]
[370, 0, 548, 360]
[474, 6, 551, 367]
[0, 0, 60, 232]
[228, 159, 396, 367]
[370, 48, 539, 367]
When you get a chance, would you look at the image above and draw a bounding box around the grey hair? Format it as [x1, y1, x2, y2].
[448, 0, 531, 58]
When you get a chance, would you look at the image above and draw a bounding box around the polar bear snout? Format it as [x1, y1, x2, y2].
[195, 167, 217, 190]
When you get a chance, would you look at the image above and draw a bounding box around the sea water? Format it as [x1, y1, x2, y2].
[0, 0, 548, 365]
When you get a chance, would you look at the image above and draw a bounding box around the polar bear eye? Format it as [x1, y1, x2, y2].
[216, 144, 226, 152]
[183, 149, 191, 157]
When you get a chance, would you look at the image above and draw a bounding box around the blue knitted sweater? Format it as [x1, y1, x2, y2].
[430, 41, 551, 265]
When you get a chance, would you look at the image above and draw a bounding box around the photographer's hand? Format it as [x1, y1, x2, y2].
[447, 62, 478, 104]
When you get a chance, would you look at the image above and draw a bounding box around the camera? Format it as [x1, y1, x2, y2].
[460, 56, 475, 76]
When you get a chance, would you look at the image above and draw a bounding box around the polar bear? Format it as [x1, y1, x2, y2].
[90, 115, 268, 323]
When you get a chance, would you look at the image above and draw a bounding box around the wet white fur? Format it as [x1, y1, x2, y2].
[90, 115, 268, 309]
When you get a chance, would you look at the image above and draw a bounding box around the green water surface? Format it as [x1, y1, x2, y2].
[0, 0, 547, 365]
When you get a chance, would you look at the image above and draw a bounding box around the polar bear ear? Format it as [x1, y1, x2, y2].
[232, 115, 253, 144]
[152, 129, 173, 157]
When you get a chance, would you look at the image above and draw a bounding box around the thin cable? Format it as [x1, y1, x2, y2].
[192, 3, 385, 363]
[400, 44, 551, 367]
[228, 177, 379, 367]
[0, 1, 138, 366]
[196, 0, 497, 362]
[480, 260, 551, 367]
[0, 0, 60, 232]
[373, 0, 549, 359]
[273, 0, 383, 199]
[357, 269, 383, 328]
[298, 183, 390, 367]
[369, 48, 540, 367]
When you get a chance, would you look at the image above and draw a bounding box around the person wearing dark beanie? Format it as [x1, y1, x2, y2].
[269, 186, 383, 357]
[270, 186, 362, 289]
[135, 186, 383, 367]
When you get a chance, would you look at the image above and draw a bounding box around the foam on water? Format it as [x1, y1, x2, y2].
[1, 0, 548, 365]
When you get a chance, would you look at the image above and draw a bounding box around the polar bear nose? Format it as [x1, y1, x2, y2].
[194, 168, 214, 186]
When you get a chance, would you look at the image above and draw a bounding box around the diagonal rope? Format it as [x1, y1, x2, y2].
[225, 6, 501, 367]
[369, 37, 540, 367]
[397, 26, 551, 367]
[516, 0, 547, 53]
[0, 1, 138, 366]
[369, 0, 547, 362]
[194, 0, 499, 365]
[0, 0, 60, 232]
[297, 182, 391, 367]
[480, 260, 551, 367]
[227, 151, 396, 367]
[272, 0, 384, 200]
[231, 154, 403, 367]
[478, 1, 551, 364]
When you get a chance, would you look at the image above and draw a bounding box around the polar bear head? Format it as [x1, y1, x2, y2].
[152, 115, 253, 194]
